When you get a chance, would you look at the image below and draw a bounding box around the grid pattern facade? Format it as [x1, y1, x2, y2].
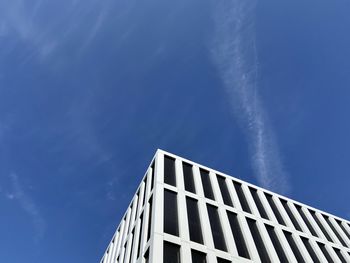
[100, 150, 350, 263]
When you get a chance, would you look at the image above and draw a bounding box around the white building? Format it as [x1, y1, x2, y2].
[100, 149, 350, 263]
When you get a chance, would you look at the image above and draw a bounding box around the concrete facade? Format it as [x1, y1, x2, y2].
[100, 149, 350, 263]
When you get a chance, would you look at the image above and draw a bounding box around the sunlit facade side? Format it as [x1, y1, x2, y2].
[100, 149, 350, 263]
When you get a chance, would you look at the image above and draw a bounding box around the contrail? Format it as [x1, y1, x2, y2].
[211, 0, 290, 194]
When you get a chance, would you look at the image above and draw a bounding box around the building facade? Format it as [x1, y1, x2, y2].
[100, 149, 350, 263]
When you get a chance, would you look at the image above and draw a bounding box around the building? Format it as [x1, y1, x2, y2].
[100, 149, 350, 263]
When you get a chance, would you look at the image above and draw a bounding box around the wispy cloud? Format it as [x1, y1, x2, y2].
[78, 5, 109, 54]
[0, 0, 113, 61]
[7, 173, 46, 242]
[211, 0, 290, 194]
[0, 0, 57, 60]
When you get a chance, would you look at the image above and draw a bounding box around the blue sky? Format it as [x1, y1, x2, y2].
[1, 0, 350, 262]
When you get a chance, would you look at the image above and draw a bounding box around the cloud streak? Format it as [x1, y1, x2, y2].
[211, 0, 290, 194]
[0, 0, 57, 60]
[0, 0, 113, 61]
[7, 173, 46, 241]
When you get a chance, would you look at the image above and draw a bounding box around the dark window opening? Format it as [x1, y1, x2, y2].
[164, 190, 179, 236]
[301, 237, 320, 263]
[150, 162, 155, 191]
[280, 199, 302, 231]
[233, 182, 251, 213]
[147, 197, 153, 241]
[142, 178, 148, 207]
[334, 248, 347, 263]
[183, 162, 196, 193]
[135, 191, 140, 219]
[137, 213, 144, 258]
[217, 176, 233, 206]
[186, 197, 203, 244]
[217, 258, 231, 263]
[335, 219, 350, 240]
[309, 210, 333, 242]
[122, 244, 127, 261]
[200, 169, 215, 200]
[144, 249, 149, 263]
[295, 204, 318, 237]
[317, 242, 334, 263]
[265, 193, 285, 225]
[247, 218, 270, 263]
[164, 156, 176, 186]
[265, 224, 288, 263]
[283, 231, 305, 263]
[191, 250, 207, 263]
[163, 241, 181, 263]
[207, 204, 227, 251]
[249, 187, 269, 219]
[226, 211, 250, 259]
[323, 215, 348, 247]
